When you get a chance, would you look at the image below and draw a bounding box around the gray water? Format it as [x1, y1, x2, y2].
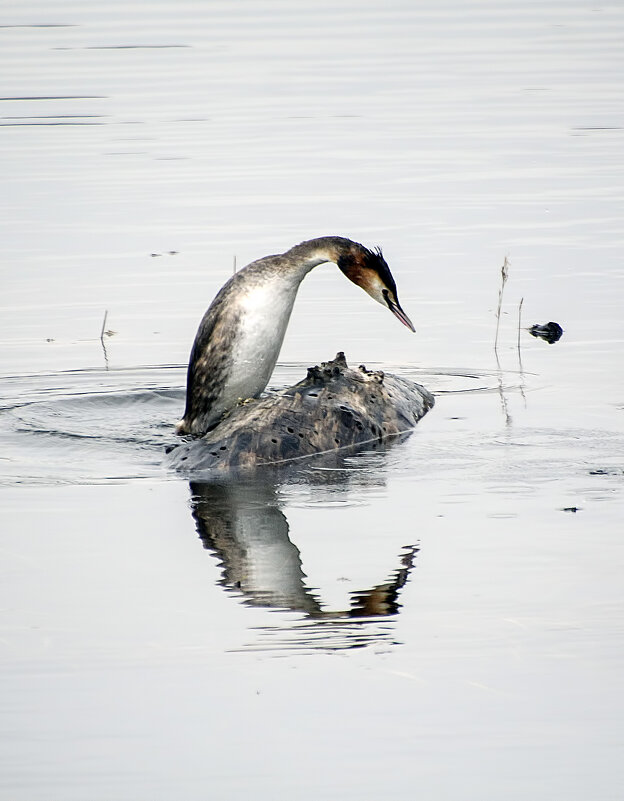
[1, 2, 624, 799]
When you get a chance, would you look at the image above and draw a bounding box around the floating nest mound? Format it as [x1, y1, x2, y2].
[168, 352, 434, 472]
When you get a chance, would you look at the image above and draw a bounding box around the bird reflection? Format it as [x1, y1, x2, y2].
[189, 470, 418, 654]
[191, 479, 320, 615]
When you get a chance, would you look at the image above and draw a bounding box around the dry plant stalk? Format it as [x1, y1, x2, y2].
[100, 309, 108, 346]
[494, 256, 509, 352]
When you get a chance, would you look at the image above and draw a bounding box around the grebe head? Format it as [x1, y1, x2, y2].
[336, 243, 415, 332]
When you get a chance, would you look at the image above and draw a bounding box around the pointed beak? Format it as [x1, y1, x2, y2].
[388, 298, 415, 332]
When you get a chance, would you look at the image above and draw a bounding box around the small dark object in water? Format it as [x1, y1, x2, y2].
[589, 468, 624, 476]
[169, 352, 434, 473]
[562, 506, 580, 513]
[529, 322, 563, 344]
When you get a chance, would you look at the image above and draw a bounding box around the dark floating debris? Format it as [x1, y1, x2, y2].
[168, 352, 434, 473]
[562, 506, 580, 513]
[529, 321, 563, 344]
[589, 468, 624, 476]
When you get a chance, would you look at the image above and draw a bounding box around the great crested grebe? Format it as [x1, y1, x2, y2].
[177, 236, 415, 437]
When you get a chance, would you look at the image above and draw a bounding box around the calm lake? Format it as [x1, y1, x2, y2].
[1, 1, 624, 799]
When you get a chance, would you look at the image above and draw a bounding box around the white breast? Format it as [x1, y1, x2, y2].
[221, 283, 298, 404]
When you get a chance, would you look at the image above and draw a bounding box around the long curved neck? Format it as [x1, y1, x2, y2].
[279, 236, 356, 280]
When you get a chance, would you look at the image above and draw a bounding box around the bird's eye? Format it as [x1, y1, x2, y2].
[382, 289, 392, 307]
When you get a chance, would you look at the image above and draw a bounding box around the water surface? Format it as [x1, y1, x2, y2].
[1, 2, 624, 799]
